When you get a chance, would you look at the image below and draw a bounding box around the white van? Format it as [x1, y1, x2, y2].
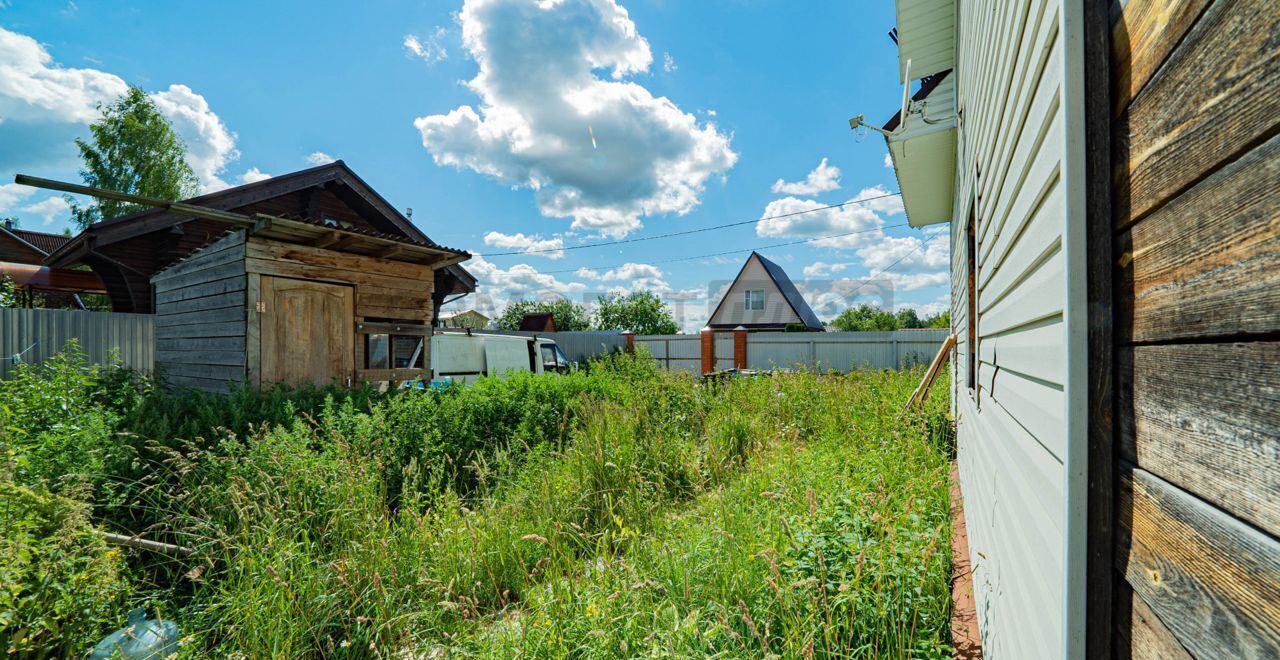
[428, 331, 570, 386]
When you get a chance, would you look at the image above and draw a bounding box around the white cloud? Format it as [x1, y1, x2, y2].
[239, 167, 271, 184]
[662, 52, 677, 72]
[855, 231, 949, 273]
[0, 183, 35, 212]
[0, 27, 127, 124]
[404, 27, 448, 64]
[462, 255, 588, 318]
[414, 0, 737, 238]
[755, 185, 903, 249]
[576, 261, 670, 294]
[305, 151, 335, 166]
[883, 152, 893, 169]
[802, 261, 852, 278]
[150, 84, 240, 193]
[771, 158, 841, 196]
[899, 297, 950, 318]
[482, 230, 565, 259]
[20, 195, 70, 225]
[0, 29, 244, 193]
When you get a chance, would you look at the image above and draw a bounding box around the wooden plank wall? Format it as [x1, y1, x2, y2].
[243, 236, 435, 385]
[1110, 0, 1280, 656]
[151, 231, 248, 393]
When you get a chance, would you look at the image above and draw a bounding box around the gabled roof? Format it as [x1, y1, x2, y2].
[707, 252, 824, 331]
[45, 160, 467, 266]
[2, 227, 71, 255]
[753, 253, 825, 330]
[519, 312, 557, 332]
[33, 161, 475, 313]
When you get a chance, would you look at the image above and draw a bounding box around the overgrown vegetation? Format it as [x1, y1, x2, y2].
[0, 343, 953, 658]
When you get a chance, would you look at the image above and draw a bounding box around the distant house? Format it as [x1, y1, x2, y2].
[707, 252, 823, 331]
[0, 222, 105, 306]
[438, 309, 489, 329]
[519, 312, 556, 332]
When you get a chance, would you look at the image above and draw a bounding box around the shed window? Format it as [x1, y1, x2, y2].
[365, 334, 425, 370]
[392, 336, 426, 369]
[366, 334, 390, 370]
[744, 289, 765, 311]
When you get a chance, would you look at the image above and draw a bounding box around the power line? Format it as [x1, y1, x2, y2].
[477, 191, 902, 256]
[540, 222, 910, 275]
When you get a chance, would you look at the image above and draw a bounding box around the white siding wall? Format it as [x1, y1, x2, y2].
[951, 0, 1069, 657]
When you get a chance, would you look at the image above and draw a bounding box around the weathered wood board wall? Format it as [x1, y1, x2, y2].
[152, 230, 438, 392]
[243, 235, 435, 386]
[1109, 0, 1280, 656]
[151, 231, 248, 392]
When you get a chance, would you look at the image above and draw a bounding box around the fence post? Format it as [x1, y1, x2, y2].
[733, 326, 747, 370]
[700, 327, 715, 374]
[621, 330, 634, 354]
[892, 337, 899, 369]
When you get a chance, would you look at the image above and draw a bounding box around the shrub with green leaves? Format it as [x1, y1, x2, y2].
[0, 483, 131, 657]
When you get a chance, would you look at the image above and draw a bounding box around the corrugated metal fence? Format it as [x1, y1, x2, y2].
[635, 329, 950, 373]
[633, 334, 702, 372]
[1, 308, 155, 379]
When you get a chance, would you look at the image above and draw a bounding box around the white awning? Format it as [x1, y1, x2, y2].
[887, 72, 957, 227]
[896, 0, 955, 82]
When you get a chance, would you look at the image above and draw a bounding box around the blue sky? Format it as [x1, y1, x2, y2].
[0, 0, 949, 330]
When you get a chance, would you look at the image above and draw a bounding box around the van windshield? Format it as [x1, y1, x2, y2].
[540, 344, 568, 371]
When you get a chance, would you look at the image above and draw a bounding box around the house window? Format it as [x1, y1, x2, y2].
[966, 206, 978, 393]
[744, 289, 765, 311]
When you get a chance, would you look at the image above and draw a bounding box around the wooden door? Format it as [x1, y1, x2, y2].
[259, 276, 354, 387]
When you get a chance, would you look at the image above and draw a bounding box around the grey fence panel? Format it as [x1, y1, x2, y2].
[634, 334, 701, 372]
[1, 308, 155, 379]
[635, 329, 950, 374]
[715, 334, 734, 372]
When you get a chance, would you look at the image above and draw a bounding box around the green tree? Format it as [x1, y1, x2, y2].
[829, 304, 900, 332]
[68, 87, 199, 229]
[591, 291, 679, 335]
[495, 298, 590, 331]
[895, 308, 922, 329]
[923, 310, 951, 328]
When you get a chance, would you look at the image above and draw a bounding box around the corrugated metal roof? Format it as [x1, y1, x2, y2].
[896, 0, 955, 82]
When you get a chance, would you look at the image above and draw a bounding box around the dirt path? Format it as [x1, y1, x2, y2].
[951, 462, 982, 659]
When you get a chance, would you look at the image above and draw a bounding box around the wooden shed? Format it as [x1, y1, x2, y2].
[151, 227, 462, 391]
[33, 161, 472, 392]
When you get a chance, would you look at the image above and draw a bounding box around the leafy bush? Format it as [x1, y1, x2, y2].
[0, 483, 131, 657]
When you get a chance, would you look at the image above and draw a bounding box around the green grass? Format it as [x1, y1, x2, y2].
[0, 346, 953, 658]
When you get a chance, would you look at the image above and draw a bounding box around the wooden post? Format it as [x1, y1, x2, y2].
[621, 330, 635, 354]
[700, 327, 715, 374]
[733, 326, 748, 370]
[906, 334, 957, 411]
